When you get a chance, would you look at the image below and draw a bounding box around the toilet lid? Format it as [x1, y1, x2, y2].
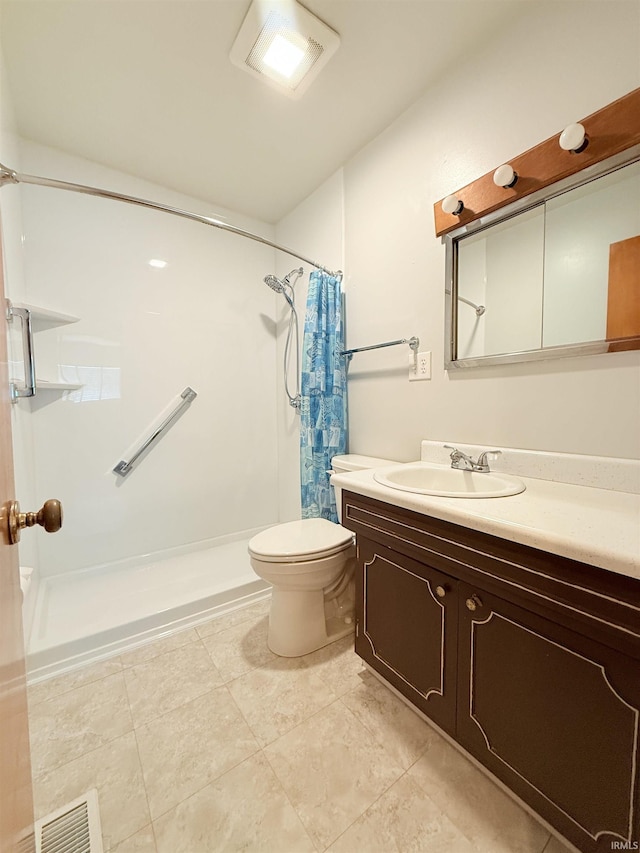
[248, 518, 354, 560]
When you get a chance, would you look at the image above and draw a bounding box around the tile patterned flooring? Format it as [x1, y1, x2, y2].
[28, 599, 575, 853]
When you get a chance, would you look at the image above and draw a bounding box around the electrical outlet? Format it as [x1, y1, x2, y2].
[409, 350, 431, 381]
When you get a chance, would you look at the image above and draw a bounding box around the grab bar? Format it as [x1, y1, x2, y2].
[341, 336, 420, 364]
[113, 386, 197, 477]
[6, 300, 36, 402]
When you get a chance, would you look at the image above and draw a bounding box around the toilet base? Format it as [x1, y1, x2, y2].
[267, 587, 354, 657]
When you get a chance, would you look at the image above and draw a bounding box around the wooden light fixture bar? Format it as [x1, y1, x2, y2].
[434, 87, 640, 237]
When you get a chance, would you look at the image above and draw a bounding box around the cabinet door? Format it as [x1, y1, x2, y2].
[355, 537, 458, 734]
[457, 581, 640, 852]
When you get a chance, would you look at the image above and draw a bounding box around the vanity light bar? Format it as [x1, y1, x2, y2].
[434, 86, 640, 237]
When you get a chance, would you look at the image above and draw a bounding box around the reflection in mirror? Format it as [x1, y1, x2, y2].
[448, 151, 640, 368]
[457, 206, 544, 359]
[543, 162, 640, 347]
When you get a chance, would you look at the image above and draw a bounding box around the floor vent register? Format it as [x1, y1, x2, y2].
[34, 790, 103, 853]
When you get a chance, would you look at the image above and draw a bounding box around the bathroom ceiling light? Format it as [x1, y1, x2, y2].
[263, 33, 306, 78]
[148, 259, 167, 269]
[230, 0, 340, 99]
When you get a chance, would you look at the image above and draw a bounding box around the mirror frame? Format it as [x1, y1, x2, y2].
[444, 143, 640, 370]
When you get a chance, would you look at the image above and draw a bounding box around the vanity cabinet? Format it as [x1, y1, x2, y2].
[355, 536, 458, 735]
[344, 491, 640, 853]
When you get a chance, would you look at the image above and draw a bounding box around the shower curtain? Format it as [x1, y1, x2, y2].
[300, 270, 347, 523]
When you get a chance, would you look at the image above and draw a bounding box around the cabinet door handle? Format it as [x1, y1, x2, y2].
[435, 585, 447, 598]
[466, 594, 483, 612]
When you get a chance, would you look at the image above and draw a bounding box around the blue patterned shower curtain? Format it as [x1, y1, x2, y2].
[300, 270, 347, 523]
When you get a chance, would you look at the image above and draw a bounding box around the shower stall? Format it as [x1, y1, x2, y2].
[1, 145, 334, 681]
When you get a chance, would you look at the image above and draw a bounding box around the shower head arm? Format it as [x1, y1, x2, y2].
[283, 267, 304, 288]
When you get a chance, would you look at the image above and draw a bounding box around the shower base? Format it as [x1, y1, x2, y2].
[27, 527, 270, 683]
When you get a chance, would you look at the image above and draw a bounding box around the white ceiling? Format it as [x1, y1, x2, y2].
[0, 0, 527, 223]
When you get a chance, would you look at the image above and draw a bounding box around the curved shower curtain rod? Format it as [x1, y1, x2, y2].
[458, 295, 485, 316]
[0, 163, 342, 279]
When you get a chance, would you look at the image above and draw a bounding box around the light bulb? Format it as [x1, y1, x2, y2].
[559, 123, 587, 152]
[262, 34, 306, 79]
[442, 194, 464, 216]
[493, 164, 517, 188]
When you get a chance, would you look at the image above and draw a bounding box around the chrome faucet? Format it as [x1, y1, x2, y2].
[444, 445, 502, 473]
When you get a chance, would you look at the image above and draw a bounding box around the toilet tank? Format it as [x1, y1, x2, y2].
[330, 454, 397, 522]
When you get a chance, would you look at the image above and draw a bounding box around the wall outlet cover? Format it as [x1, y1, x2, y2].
[409, 351, 431, 381]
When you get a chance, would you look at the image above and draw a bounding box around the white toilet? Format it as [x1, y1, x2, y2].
[248, 454, 395, 657]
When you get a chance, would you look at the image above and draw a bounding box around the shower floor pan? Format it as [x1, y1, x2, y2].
[27, 527, 270, 682]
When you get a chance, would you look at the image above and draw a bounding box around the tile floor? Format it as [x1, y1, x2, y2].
[28, 599, 575, 853]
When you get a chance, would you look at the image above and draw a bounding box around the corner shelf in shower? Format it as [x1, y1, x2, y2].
[12, 303, 80, 328]
[10, 302, 83, 399]
[34, 380, 83, 392]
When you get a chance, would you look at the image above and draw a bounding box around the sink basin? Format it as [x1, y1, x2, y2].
[373, 462, 526, 498]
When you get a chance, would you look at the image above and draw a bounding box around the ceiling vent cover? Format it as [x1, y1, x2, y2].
[231, 0, 340, 98]
[34, 790, 103, 853]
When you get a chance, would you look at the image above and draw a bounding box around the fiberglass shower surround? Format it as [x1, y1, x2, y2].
[1, 158, 341, 679]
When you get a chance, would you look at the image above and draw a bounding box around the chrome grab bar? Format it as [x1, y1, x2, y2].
[113, 387, 197, 477]
[6, 299, 36, 402]
[340, 336, 419, 364]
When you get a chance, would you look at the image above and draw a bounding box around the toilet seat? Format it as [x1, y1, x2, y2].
[248, 518, 353, 563]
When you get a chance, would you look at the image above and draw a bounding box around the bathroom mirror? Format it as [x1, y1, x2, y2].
[444, 146, 640, 368]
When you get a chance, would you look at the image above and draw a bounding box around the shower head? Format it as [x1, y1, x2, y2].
[264, 273, 295, 309]
[264, 274, 286, 294]
[263, 267, 304, 295]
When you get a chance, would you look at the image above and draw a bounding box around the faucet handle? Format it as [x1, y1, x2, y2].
[443, 444, 460, 456]
[478, 448, 501, 460]
[476, 449, 502, 470]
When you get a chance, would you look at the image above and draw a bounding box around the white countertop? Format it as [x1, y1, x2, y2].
[331, 467, 640, 581]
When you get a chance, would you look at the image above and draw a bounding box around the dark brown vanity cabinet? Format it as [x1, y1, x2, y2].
[355, 536, 458, 735]
[344, 491, 640, 853]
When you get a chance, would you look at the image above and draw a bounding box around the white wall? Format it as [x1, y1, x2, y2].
[274, 169, 344, 520]
[340, 1, 640, 462]
[4, 141, 280, 577]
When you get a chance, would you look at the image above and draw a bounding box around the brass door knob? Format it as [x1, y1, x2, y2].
[466, 594, 483, 612]
[6, 499, 63, 544]
[435, 585, 447, 598]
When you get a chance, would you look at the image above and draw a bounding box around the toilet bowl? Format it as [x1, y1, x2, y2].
[248, 454, 396, 657]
